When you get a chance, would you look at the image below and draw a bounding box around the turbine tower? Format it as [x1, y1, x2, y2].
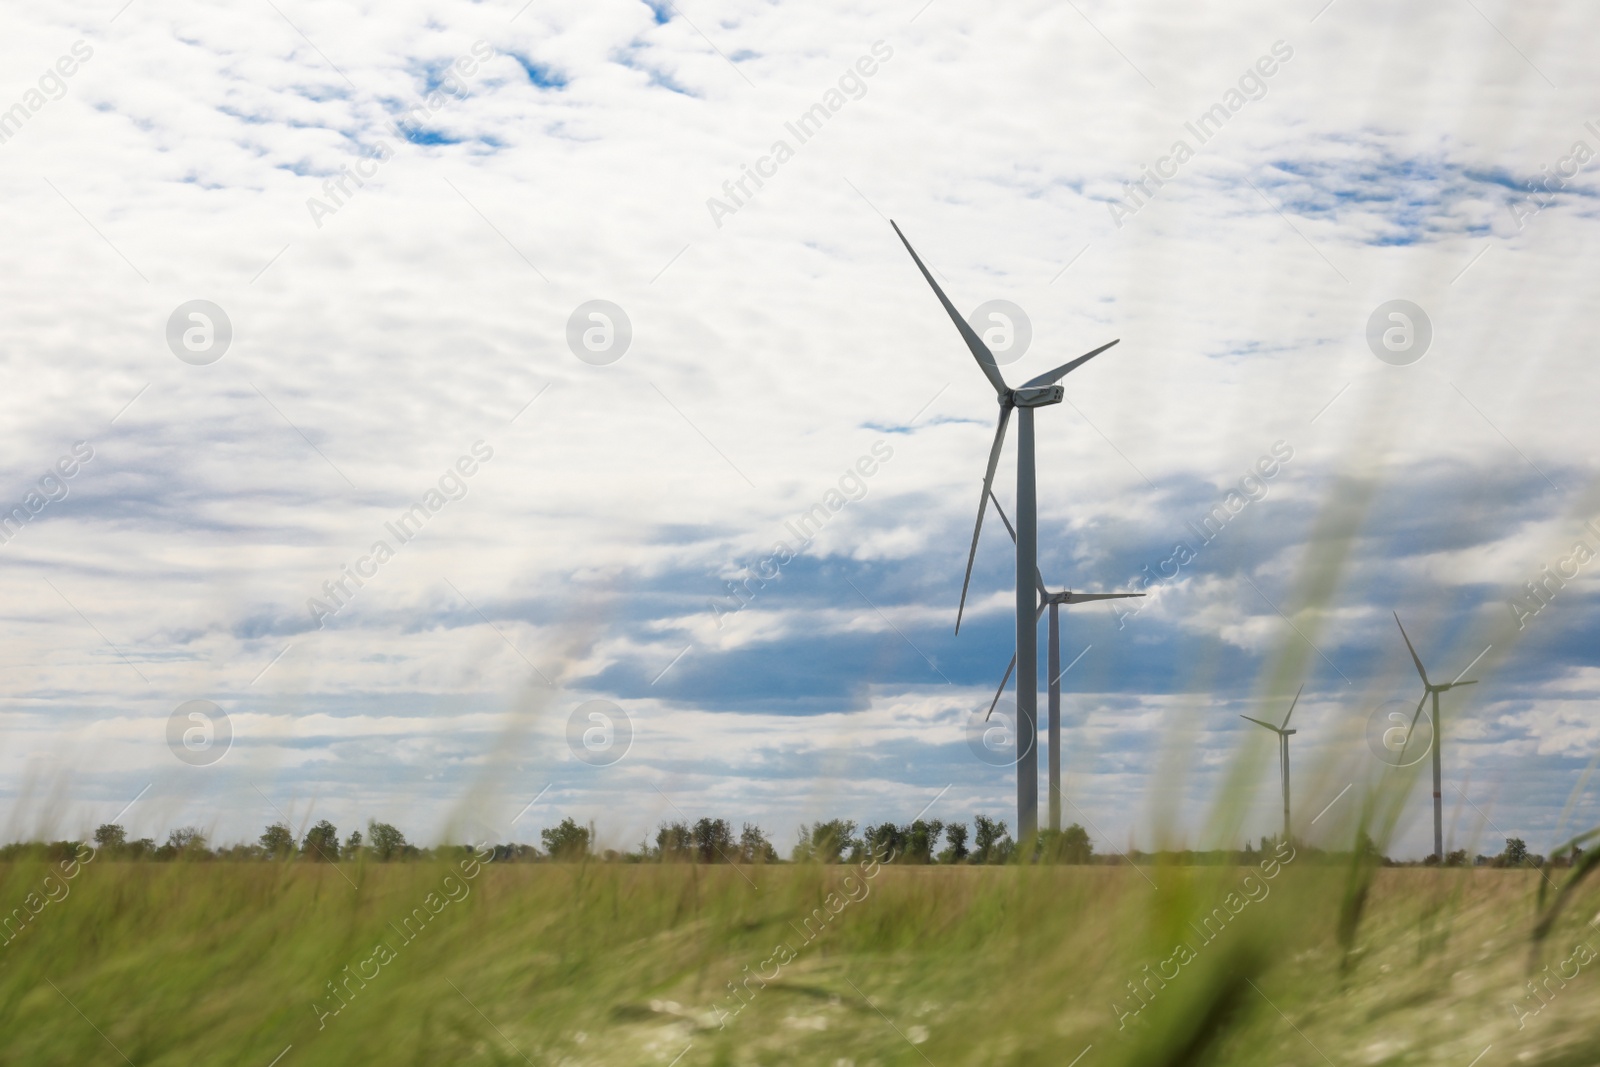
[1241, 685, 1302, 845]
[983, 492, 1142, 833]
[891, 220, 1120, 840]
[1394, 613, 1478, 861]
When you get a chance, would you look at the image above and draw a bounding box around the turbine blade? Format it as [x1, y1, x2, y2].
[1397, 692, 1428, 765]
[1062, 592, 1145, 603]
[956, 408, 1011, 634]
[984, 653, 1017, 722]
[984, 606, 1046, 721]
[1240, 715, 1281, 733]
[988, 490, 1018, 542]
[890, 221, 1009, 396]
[1019, 339, 1120, 389]
[987, 490, 1049, 599]
[1444, 679, 1478, 690]
[1281, 683, 1304, 730]
[1394, 612, 1430, 686]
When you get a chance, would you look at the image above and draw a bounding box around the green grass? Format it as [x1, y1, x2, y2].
[3, 855, 1598, 1066]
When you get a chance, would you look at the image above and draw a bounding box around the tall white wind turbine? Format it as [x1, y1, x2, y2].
[1241, 685, 1303, 845]
[891, 220, 1121, 839]
[1394, 613, 1478, 861]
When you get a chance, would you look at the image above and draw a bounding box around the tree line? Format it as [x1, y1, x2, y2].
[3, 819, 1561, 867]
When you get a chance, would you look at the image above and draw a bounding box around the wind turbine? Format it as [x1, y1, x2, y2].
[1394, 613, 1478, 861]
[891, 220, 1120, 840]
[1241, 685, 1302, 845]
[982, 492, 1143, 834]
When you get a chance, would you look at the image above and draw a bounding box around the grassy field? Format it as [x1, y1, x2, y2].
[1, 853, 1597, 1067]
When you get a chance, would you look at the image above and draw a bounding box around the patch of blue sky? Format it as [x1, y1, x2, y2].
[613, 46, 697, 96]
[416, 61, 459, 95]
[274, 159, 325, 177]
[862, 415, 987, 435]
[1253, 151, 1545, 242]
[293, 82, 350, 104]
[510, 54, 566, 89]
[400, 126, 462, 146]
[648, 69, 695, 96]
[217, 105, 274, 126]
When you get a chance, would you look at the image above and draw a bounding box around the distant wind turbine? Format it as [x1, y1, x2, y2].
[1394, 613, 1478, 861]
[983, 491, 1143, 833]
[891, 219, 1121, 840]
[1241, 685, 1302, 845]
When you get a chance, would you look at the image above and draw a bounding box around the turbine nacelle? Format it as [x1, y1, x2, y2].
[1011, 385, 1065, 408]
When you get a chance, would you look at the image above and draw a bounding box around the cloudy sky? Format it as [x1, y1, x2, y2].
[1, 0, 1597, 858]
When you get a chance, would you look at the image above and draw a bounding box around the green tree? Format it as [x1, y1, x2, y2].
[656, 821, 692, 861]
[864, 822, 902, 862]
[1061, 823, 1093, 864]
[341, 829, 363, 861]
[1034, 824, 1092, 865]
[903, 819, 944, 864]
[1502, 838, 1529, 867]
[366, 820, 408, 861]
[159, 827, 208, 860]
[169, 827, 206, 849]
[692, 818, 735, 863]
[974, 815, 1012, 864]
[260, 823, 295, 860]
[738, 823, 777, 864]
[541, 818, 591, 860]
[938, 822, 970, 863]
[794, 820, 859, 864]
[301, 820, 339, 861]
[93, 824, 127, 852]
